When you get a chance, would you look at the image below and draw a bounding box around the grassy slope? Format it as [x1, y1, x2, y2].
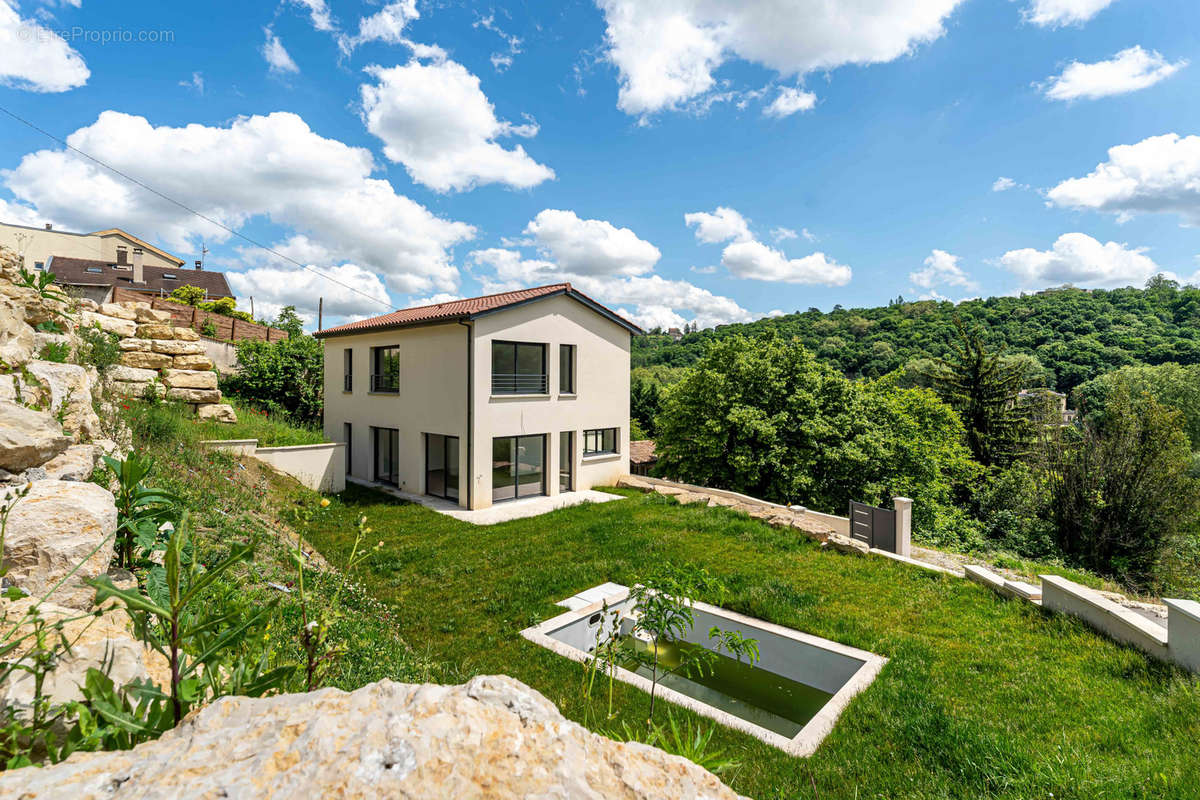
[191, 398, 326, 447]
[125, 402, 1199, 798]
[294, 485, 1199, 800]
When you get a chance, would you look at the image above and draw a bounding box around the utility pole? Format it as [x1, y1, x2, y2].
[318, 297, 323, 331]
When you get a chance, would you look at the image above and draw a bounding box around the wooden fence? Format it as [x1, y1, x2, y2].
[111, 288, 287, 343]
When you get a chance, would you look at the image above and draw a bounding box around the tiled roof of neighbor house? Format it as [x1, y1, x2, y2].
[46, 256, 234, 299]
[314, 282, 644, 338]
[629, 440, 657, 465]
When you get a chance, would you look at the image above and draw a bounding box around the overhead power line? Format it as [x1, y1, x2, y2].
[0, 104, 396, 312]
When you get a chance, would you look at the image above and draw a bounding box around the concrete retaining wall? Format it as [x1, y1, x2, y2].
[1040, 575, 1169, 660]
[200, 337, 239, 375]
[202, 439, 345, 492]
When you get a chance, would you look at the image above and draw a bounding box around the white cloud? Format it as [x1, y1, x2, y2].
[360, 59, 554, 193]
[406, 292, 461, 308]
[993, 177, 1017, 192]
[337, 1, 419, 54]
[5, 110, 474, 294]
[721, 239, 851, 285]
[524, 209, 660, 277]
[596, 0, 963, 116]
[685, 206, 752, 243]
[910, 249, 977, 292]
[262, 29, 300, 75]
[1025, 0, 1118, 27]
[0, 0, 89, 92]
[771, 226, 798, 242]
[178, 72, 205, 94]
[475, 13, 522, 72]
[1046, 133, 1200, 225]
[764, 86, 816, 117]
[999, 233, 1159, 288]
[226, 262, 390, 324]
[1042, 46, 1186, 102]
[288, 0, 335, 32]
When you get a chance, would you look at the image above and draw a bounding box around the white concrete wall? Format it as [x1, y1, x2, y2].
[255, 443, 346, 492]
[1040, 575, 1169, 660]
[200, 337, 239, 374]
[1165, 599, 1200, 673]
[469, 293, 631, 509]
[0, 222, 180, 269]
[322, 323, 468, 499]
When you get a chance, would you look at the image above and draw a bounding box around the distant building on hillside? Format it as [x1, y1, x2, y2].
[0, 219, 232, 304]
[629, 440, 657, 476]
[1017, 388, 1076, 426]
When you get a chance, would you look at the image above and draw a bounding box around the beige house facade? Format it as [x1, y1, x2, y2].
[0, 221, 184, 272]
[316, 284, 640, 510]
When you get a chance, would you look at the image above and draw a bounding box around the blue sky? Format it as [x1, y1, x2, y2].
[1, 0, 1198, 330]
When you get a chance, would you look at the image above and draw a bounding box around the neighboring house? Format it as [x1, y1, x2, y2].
[45, 255, 234, 304]
[315, 283, 642, 510]
[0, 220, 184, 272]
[629, 440, 657, 476]
[1017, 388, 1075, 426]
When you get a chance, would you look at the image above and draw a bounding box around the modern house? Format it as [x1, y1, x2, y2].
[315, 283, 642, 510]
[0, 219, 232, 304]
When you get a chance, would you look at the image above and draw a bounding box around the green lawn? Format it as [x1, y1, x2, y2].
[185, 398, 325, 446]
[288, 484, 1200, 800]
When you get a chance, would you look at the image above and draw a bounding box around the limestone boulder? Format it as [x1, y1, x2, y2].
[161, 369, 217, 389]
[136, 323, 175, 340]
[42, 444, 97, 481]
[0, 597, 170, 712]
[196, 403, 238, 423]
[616, 475, 654, 491]
[80, 311, 136, 338]
[173, 326, 200, 341]
[33, 329, 72, 354]
[171, 353, 215, 371]
[118, 337, 151, 352]
[0, 296, 35, 368]
[76, 298, 99, 312]
[120, 350, 173, 370]
[99, 303, 137, 321]
[2, 480, 117, 610]
[109, 380, 163, 398]
[25, 360, 102, 440]
[107, 364, 158, 384]
[822, 532, 870, 556]
[165, 387, 221, 404]
[134, 307, 172, 324]
[0, 675, 744, 800]
[150, 338, 205, 355]
[0, 402, 70, 472]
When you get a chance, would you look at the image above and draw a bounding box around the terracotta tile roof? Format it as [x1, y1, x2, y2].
[629, 440, 657, 465]
[46, 256, 233, 299]
[315, 282, 643, 338]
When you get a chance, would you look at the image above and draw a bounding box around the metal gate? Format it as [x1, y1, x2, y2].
[849, 501, 897, 553]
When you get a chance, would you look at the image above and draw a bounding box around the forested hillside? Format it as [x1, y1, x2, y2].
[634, 277, 1200, 393]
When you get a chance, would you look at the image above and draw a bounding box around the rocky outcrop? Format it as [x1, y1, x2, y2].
[0, 597, 170, 711]
[822, 533, 870, 556]
[0, 675, 744, 800]
[2, 480, 117, 610]
[0, 296, 35, 367]
[41, 443, 97, 481]
[0, 402, 71, 472]
[25, 360, 102, 440]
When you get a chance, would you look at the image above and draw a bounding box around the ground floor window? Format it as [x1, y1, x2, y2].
[583, 427, 618, 456]
[425, 433, 460, 501]
[559, 431, 573, 493]
[493, 434, 545, 502]
[372, 426, 399, 485]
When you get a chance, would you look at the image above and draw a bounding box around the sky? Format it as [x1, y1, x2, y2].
[1, 0, 1199, 331]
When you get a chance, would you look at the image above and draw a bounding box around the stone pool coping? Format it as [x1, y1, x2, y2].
[520, 583, 888, 757]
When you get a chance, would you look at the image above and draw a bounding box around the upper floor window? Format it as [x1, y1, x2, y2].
[343, 348, 353, 392]
[491, 341, 546, 395]
[583, 427, 618, 456]
[370, 345, 399, 393]
[559, 344, 576, 394]
[116, 247, 128, 265]
[162, 273, 177, 280]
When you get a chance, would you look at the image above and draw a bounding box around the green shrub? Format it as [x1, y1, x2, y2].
[74, 325, 121, 374]
[37, 341, 71, 363]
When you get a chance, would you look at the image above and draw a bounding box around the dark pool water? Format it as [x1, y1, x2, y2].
[622, 638, 833, 738]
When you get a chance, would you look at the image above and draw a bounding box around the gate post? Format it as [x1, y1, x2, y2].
[892, 497, 912, 557]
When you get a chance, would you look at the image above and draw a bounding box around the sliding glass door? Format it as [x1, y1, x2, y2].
[372, 427, 399, 486]
[492, 434, 545, 502]
[559, 431, 573, 493]
[425, 434, 459, 501]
